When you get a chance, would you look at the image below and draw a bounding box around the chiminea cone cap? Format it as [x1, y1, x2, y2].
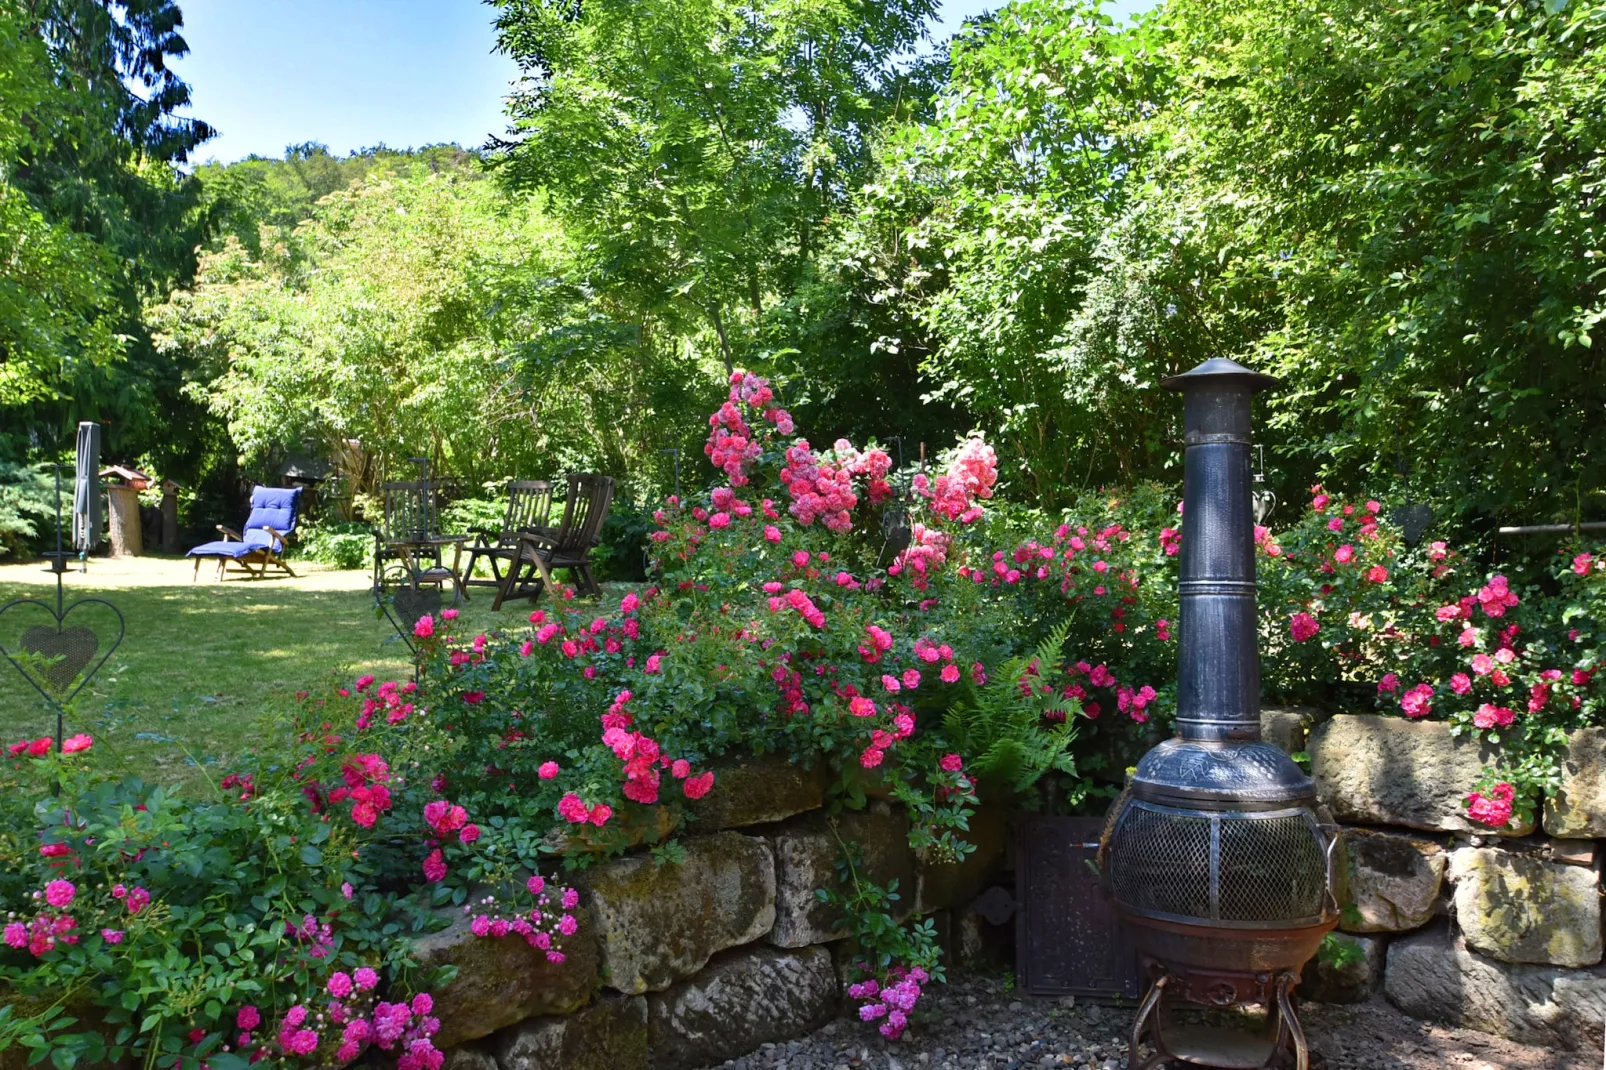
[1159, 356, 1280, 394]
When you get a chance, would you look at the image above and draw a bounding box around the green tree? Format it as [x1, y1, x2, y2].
[200, 142, 486, 254]
[150, 163, 707, 501]
[0, 3, 121, 426]
[489, 0, 942, 376]
[844, 1, 1174, 501]
[1152, 0, 1606, 522]
[1, 0, 217, 475]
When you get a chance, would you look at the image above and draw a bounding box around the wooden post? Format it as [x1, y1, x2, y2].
[106, 485, 142, 557]
[160, 482, 179, 552]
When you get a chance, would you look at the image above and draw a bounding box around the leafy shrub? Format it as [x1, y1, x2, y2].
[593, 497, 654, 582]
[440, 496, 505, 540]
[293, 518, 373, 570]
[0, 462, 58, 559]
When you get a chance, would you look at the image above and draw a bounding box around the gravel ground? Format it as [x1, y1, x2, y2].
[706, 974, 1600, 1070]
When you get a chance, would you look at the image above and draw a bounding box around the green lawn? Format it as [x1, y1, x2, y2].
[0, 554, 566, 789]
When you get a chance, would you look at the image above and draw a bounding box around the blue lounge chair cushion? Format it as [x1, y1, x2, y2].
[243, 486, 300, 537]
[187, 486, 301, 559]
[187, 540, 262, 560]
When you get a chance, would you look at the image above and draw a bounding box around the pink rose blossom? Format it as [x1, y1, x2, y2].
[1473, 703, 1515, 729]
[1289, 612, 1319, 643]
[1400, 684, 1434, 719]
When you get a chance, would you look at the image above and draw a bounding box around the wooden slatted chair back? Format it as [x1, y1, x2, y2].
[503, 480, 554, 542]
[551, 473, 614, 556]
[380, 480, 436, 543]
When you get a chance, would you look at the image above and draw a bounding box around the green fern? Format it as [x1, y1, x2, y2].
[942, 621, 1081, 792]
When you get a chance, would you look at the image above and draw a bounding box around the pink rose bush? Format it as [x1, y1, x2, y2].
[1256, 486, 1605, 828]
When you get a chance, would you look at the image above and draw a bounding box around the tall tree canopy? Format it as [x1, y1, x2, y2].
[1157, 0, 1606, 522]
[846, 0, 1606, 521]
[489, 0, 944, 376]
[151, 160, 707, 495]
[1, 0, 215, 466]
[127, 0, 1606, 537]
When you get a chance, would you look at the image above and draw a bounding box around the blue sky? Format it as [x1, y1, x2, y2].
[172, 0, 1157, 165]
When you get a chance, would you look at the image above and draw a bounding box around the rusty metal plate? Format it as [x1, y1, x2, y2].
[1016, 815, 1143, 1001]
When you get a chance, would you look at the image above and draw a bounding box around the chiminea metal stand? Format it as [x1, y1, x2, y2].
[1101, 359, 1338, 1070]
[1127, 966, 1309, 1069]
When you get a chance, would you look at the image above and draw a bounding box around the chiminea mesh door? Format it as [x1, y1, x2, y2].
[1107, 801, 1328, 926]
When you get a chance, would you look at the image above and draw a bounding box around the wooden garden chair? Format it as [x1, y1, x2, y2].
[462, 480, 555, 592]
[374, 480, 471, 602]
[187, 485, 302, 581]
[492, 473, 615, 610]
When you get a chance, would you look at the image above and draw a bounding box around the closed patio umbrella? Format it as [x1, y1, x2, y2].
[72, 422, 101, 553]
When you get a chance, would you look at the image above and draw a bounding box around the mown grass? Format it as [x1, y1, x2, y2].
[0, 554, 580, 790]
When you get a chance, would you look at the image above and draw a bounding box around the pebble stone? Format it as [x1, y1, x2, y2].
[697, 974, 1601, 1070]
[701, 976, 1133, 1070]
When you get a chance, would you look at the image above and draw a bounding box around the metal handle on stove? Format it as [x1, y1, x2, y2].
[1319, 824, 1343, 917]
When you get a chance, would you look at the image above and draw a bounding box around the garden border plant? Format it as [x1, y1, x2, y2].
[0, 371, 1600, 1067]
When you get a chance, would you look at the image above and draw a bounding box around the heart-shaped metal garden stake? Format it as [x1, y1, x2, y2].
[0, 596, 125, 705]
[0, 451, 126, 760]
[373, 567, 442, 658]
[1390, 503, 1434, 546]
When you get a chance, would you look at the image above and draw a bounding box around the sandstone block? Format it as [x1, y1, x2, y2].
[1307, 715, 1533, 834]
[1448, 846, 1602, 967]
[767, 804, 915, 947]
[1299, 932, 1385, 1003]
[647, 946, 838, 1070]
[1544, 727, 1606, 838]
[1338, 828, 1446, 933]
[1261, 706, 1315, 754]
[579, 831, 775, 994]
[1550, 839, 1599, 867]
[1384, 923, 1606, 1050]
[495, 995, 648, 1070]
[413, 906, 598, 1048]
[688, 754, 826, 831]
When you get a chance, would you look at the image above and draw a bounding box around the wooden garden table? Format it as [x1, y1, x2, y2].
[386, 533, 471, 604]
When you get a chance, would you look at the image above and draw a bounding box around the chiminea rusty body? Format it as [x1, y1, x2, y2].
[1100, 358, 1338, 1070]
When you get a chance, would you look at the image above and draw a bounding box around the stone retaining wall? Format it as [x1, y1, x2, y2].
[1291, 711, 1606, 1050]
[434, 756, 1001, 1069]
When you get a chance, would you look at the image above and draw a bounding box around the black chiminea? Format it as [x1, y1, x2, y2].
[1100, 359, 1338, 1070]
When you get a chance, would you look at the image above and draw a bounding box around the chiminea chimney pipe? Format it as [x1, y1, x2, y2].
[1160, 358, 1278, 744]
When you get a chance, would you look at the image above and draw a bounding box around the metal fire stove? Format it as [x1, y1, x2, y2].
[1100, 359, 1339, 1070]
